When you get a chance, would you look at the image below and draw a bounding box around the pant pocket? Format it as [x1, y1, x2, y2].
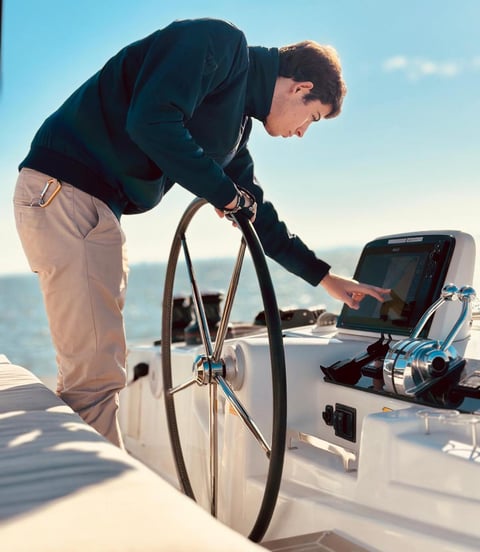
[13, 169, 51, 230]
[72, 186, 100, 239]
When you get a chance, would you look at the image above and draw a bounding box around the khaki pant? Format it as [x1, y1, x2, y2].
[14, 168, 128, 447]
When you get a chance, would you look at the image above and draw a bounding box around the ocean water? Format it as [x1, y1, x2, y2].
[0, 248, 360, 384]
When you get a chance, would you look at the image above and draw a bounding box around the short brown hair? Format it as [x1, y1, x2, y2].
[278, 41, 347, 118]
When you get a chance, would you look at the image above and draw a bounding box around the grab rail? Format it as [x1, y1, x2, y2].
[287, 429, 357, 471]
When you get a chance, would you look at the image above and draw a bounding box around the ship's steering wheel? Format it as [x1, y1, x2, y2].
[161, 197, 287, 542]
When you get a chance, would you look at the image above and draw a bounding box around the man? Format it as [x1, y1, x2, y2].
[13, 18, 389, 447]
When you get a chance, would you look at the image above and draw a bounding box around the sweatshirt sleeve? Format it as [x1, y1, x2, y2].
[125, 20, 245, 208]
[224, 138, 331, 286]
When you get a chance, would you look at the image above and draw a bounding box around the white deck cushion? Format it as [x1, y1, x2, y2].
[0, 358, 262, 551]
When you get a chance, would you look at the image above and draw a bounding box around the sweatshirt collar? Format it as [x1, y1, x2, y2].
[245, 46, 279, 122]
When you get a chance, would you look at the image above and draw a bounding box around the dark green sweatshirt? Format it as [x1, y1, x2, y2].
[20, 18, 330, 285]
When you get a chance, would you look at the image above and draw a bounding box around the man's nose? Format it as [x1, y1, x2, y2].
[295, 121, 310, 138]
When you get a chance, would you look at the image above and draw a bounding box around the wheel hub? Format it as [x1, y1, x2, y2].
[193, 354, 225, 385]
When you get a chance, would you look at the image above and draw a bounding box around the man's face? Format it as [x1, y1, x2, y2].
[264, 79, 332, 138]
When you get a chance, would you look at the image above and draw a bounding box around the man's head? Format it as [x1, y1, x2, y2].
[264, 40, 347, 138]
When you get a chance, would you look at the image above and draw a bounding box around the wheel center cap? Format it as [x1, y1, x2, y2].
[193, 354, 224, 385]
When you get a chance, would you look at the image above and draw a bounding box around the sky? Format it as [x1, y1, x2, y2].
[0, 0, 479, 278]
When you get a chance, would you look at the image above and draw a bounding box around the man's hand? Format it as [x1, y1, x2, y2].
[320, 272, 391, 310]
[216, 187, 257, 224]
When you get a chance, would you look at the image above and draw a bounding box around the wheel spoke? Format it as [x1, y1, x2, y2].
[169, 376, 198, 396]
[212, 239, 247, 361]
[216, 375, 271, 457]
[181, 235, 214, 356]
[209, 382, 218, 516]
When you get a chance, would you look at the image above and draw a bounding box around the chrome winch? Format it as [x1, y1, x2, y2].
[383, 284, 476, 397]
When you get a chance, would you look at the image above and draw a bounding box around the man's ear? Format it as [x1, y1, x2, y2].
[294, 81, 314, 94]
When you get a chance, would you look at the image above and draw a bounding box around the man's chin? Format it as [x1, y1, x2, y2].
[263, 122, 279, 137]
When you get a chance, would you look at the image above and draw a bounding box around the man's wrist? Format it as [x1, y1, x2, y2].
[223, 188, 254, 214]
[224, 194, 239, 211]
[222, 187, 257, 221]
[319, 271, 331, 286]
